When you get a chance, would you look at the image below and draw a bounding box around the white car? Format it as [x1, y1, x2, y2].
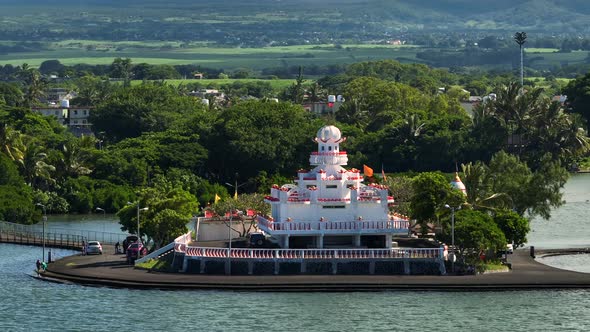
[86, 241, 103, 255]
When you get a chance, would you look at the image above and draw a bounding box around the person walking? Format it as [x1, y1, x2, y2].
[82, 240, 86, 255]
[36, 259, 41, 272]
[115, 242, 120, 254]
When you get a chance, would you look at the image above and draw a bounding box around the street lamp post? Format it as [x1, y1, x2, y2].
[96, 207, 106, 235]
[444, 204, 458, 274]
[224, 173, 246, 275]
[226, 209, 243, 275]
[227, 207, 233, 275]
[127, 202, 148, 243]
[36, 203, 47, 262]
[225, 173, 247, 200]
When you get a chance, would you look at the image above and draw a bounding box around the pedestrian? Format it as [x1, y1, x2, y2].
[41, 261, 47, 271]
[82, 240, 86, 255]
[115, 242, 120, 254]
[36, 259, 41, 272]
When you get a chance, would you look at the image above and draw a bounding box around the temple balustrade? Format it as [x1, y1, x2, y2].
[256, 216, 409, 235]
[182, 246, 443, 260]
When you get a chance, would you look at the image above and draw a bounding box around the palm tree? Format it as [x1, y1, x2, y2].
[0, 124, 25, 162]
[529, 100, 590, 161]
[461, 162, 513, 212]
[57, 140, 92, 179]
[15, 137, 55, 188]
[307, 82, 326, 103]
[335, 98, 368, 127]
[24, 70, 46, 107]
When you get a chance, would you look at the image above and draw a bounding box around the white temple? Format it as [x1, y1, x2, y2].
[451, 172, 467, 196]
[257, 125, 409, 249]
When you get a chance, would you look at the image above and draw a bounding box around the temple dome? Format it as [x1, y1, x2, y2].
[451, 172, 467, 195]
[317, 125, 341, 142]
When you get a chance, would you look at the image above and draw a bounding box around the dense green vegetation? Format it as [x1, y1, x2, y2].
[2, 55, 589, 254]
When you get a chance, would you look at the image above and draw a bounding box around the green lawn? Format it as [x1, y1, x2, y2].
[526, 48, 560, 53]
[527, 50, 589, 69]
[0, 40, 583, 72]
[0, 43, 425, 69]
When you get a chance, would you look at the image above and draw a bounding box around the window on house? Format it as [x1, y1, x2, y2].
[326, 185, 337, 189]
[321, 146, 325, 151]
[346, 184, 355, 189]
[328, 146, 332, 151]
[83, 110, 87, 115]
[74, 110, 78, 115]
[322, 205, 345, 209]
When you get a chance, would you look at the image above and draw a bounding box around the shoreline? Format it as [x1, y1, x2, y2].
[36, 246, 590, 291]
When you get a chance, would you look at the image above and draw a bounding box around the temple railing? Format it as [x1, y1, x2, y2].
[136, 231, 192, 264]
[257, 216, 409, 234]
[184, 246, 443, 260]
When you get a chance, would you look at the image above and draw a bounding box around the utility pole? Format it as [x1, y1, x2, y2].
[514, 32, 527, 88]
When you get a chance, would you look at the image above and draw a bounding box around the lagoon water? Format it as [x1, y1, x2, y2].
[1, 175, 590, 331]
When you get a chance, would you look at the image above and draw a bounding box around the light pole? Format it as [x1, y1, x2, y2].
[225, 172, 247, 200]
[444, 204, 458, 274]
[96, 207, 106, 235]
[36, 203, 47, 262]
[227, 208, 243, 275]
[127, 202, 148, 243]
[227, 206, 233, 275]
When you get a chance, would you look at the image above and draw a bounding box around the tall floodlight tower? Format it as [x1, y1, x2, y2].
[514, 32, 527, 87]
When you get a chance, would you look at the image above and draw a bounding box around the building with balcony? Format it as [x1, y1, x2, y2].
[164, 125, 445, 275]
[32, 103, 94, 137]
[257, 125, 409, 249]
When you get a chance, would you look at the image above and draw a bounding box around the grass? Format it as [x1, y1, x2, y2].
[0, 43, 425, 69]
[135, 258, 171, 271]
[527, 50, 589, 69]
[0, 40, 584, 72]
[526, 48, 560, 53]
[482, 262, 508, 271]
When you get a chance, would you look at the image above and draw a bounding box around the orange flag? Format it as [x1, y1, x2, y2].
[363, 164, 374, 177]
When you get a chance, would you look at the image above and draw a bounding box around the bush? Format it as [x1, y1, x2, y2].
[0, 185, 37, 224]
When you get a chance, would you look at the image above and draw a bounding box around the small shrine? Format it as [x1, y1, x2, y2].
[257, 125, 409, 249]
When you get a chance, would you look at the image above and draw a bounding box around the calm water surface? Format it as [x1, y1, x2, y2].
[1, 244, 589, 332]
[2, 175, 590, 331]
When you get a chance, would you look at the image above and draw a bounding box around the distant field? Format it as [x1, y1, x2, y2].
[527, 50, 589, 69]
[0, 43, 425, 69]
[130, 78, 298, 89]
[0, 40, 585, 73]
[526, 48, 560, 53]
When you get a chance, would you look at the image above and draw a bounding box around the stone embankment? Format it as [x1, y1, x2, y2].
[37, 246, 590, 291]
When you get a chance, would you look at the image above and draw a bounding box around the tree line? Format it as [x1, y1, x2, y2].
[2, 59, 590, 253]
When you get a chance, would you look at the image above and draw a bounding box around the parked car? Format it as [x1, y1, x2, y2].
[248, 232, 279, 248]
[122, 235, 139, 253]
[248, 232, 267, 247]
[86, 241, 103, 255]
[126, 242, 147, 263]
